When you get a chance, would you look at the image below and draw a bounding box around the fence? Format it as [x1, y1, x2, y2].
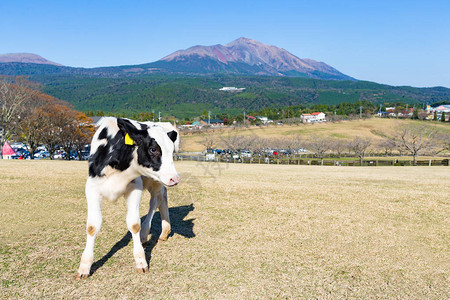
[175, 155, 450, 167]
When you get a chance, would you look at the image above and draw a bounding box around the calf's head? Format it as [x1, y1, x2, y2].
[117, 118, 180, 186]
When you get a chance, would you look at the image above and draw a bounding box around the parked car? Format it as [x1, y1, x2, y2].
[240, 150, 252, 158]
[272, 151, 282, 156]
[53, 152, 65, 159]
[34, 151, 50, 159]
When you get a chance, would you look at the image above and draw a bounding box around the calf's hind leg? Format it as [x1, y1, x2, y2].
[158, 187, 171, 241]
[140, 187, 161, 246]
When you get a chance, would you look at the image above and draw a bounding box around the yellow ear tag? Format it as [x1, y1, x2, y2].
[124, 133, 134, 145]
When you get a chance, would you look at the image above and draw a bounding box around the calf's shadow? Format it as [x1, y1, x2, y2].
[90, 204, 195, 276]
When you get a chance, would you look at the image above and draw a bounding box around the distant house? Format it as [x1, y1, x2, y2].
[301, 112, 326, 123]
[190, 121, 201, 129]
[200, 119, 224, 127]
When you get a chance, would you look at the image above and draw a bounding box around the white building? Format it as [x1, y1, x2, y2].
[301, 112, 326, 123]
[219, 87, 245, 92]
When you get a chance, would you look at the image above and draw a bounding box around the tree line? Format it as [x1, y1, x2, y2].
[0, 76, 95, 159]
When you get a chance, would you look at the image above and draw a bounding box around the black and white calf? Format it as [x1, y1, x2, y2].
[76, 117, 180, 279]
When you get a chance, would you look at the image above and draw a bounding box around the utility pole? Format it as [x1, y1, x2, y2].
[158, 111, 161, 122]
[243, 111, 246, 124]
[359, 106, 362, 118]
[208, 111, 211, 125]
[152, 110, 155, 122]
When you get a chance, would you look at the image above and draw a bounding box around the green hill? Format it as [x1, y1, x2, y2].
[1, 62, 449, 119]
[40, 75, 450, 119]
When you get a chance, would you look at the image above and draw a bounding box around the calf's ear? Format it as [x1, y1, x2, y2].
[167, 130, 179, 152]
[117, 118, 146, 144]
[167, 130, 178, 143]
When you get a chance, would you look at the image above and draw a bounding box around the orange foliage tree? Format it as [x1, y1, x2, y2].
[15, 86, 94, 160]
[60, 110, 95, 160]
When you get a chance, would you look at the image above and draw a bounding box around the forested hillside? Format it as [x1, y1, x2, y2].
[38, 75, 450, 119]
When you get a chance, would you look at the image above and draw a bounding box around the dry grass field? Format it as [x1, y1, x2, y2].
[1, 160, 449, 299]
[180, 118, 450, 152]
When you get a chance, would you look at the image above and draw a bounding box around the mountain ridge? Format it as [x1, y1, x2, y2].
[0, 38, 353, 80]
[158, 37, 353, 80]
[0, 53, 62, 66]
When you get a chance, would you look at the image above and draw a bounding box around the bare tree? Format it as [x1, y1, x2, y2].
[377, 138, 396, 156]
[329, 138, 347, 158]
[219, 133, 243, 158]
[394, 124, 437, 165]
[249, 136, 270, 157]
[349, 137, 372, 165]
[200, 129, 217, 152]
[439, 132, 450, 152]
[306, 135, 330, 165]
[17, 107, 45, 159]
[0, 77, 38, 157]
[279, 135, 302, 158]
[219, 133, 258, 159]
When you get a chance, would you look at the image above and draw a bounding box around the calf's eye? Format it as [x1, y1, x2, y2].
[149, 147, 157, 154]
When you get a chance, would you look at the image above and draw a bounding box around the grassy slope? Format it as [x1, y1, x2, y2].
[1, 160, 449, 298]
[180, 118, 450, 152]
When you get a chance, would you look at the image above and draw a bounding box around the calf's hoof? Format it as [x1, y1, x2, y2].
[136, 266, 149, 274]
[159, 229, 171, 242]
[76, 272, 89, 280]
[76, 264, 91, 280]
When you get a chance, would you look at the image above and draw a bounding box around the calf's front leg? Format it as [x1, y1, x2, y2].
[124, 178, 148, 273]
[77, 182, 103, 279]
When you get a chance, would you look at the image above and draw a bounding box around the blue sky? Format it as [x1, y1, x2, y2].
[0, 0, 449, 88]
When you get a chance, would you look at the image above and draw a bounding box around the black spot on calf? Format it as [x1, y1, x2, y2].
[88, 118, 162, 177]
[98, 127, 108, 140]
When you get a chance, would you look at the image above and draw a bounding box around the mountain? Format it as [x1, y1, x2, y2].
[1, 39, 449, 119]
[0, 53, 63, 66]
[156, 37, 353, 80]
[0, 38, 353, 80]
